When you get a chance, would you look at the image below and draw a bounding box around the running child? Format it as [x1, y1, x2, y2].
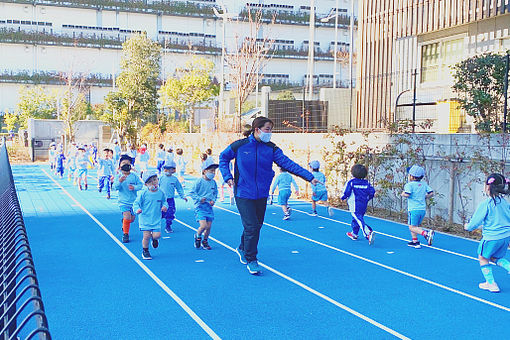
[137, 144, 150, 178]
[113, 155, 143, 243]
[341, 164, 376, 245]
[66, 143, 77, 183]
[175, 148, 187, 183]
[190, 163, 218, 250]
[465, 173, 510, 293]
[112, 139, 121, 165]
[156, 144, 166, 175]
[270, 167, 299, 220]
[97, 148, 115, 199]
[309, 160, 332, 217]
[76, 147, 91, 190]
[55, 150, 66, 178]
[134, 170, 168, 260]
[402, 165, 435, 248]
[159, 160, 187, 233]
[48, 142, 57, 173]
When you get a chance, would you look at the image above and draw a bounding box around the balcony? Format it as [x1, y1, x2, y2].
[0, 69, 115, 86]
[0, 0, 217, 19]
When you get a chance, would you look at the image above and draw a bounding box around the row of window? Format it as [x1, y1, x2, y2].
[3, 19, 52, 26]
[62, 24, 142, 34]
[158, 30, 215, 39]
[246, 3, 294, 10]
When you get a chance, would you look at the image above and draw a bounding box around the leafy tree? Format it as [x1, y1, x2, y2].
[59, 71, 90, 142]
[276, 90, 296, 100]
[3, 110, 19, 132]
[16, 86, 57, 128]
[159, 56, 219, 132]
[104, 33, 161, 142]
[452, 53, 507, 132]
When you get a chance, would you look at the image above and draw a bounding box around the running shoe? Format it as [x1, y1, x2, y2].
[165, 226, 173, 233]
[287, 207, 292, 216]
[194, 234, 202, 249]
[247, 261, 261, 275]
[479, 281, 500, 293]
[346, 232, 358, 241]
[283, 214, 290, 220]
[407, 241, 421, 248]
[368, 231, 375, 245]
[122, 233, 129, 243]
[142, 249, 152, 260]
[235, 248, 247, 264]
[426, 230, 435, 246]
[201, 239, 212, 250]
[309, 210, 318, 217]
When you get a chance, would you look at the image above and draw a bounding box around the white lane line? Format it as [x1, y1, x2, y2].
[214, 205, 510, 313]
[281, 204, 480, 262]
[41, 168, 221, 340]
[173, 218, 410, 340]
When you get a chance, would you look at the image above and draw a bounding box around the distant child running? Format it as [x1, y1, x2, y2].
[402, 165, 435, 248]
[113, 155, 143, 243]
[55, 150, 66, 178]
[190, 163, 218, 250]
[174, 148, 187, 183]
[66, 144, 77, 183]
[465, 173, 510, 293]
[309, 160, 332, 217]
[270, 167, 299, 220]
[134, 171, 168, 260]
[156, 144, 166, 175]
[137, 144, 150, 178]
[341, 164, 376, 245]
[97, 148, 115, 199]
[48, 142, 57, 173]
[76, 147, 91, 190]
[159, 160, 187, 233]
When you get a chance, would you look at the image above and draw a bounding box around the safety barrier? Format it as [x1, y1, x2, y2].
[0, 139, 51, 340]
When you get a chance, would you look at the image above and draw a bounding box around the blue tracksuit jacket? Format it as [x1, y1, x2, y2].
[219, 134, 314, 200]
[341, 178, 376, 214]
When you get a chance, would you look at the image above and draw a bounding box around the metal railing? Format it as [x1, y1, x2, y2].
[0, 139, 51, 340]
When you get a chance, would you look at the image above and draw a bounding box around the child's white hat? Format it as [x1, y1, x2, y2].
[142, 170, 158, 184]
[309, 160, 320, 169]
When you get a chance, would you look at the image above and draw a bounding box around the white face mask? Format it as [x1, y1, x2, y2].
[164, 171, 172, 176]
[258, 130, 272, 143]
[205, 172, 215, 180]
[148, 184, 158, 192]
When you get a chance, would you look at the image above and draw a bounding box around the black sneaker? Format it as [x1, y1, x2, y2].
[106, 193, 111, 199]
[407, 240, 421, 248]
[194, 234, 202, 249]
[152, 239, 159, 249]
[85, 184, 88, 190]
[287, 207, 292, 216]
[201, 239, 211, 250]
[142, 249, 152, 260]
[79, 185, 83, 191]
[122, 233, 129, 243]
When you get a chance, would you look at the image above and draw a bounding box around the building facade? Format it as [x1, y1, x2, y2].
[357, 0, 510, 131]
[0, 0, 357, 117]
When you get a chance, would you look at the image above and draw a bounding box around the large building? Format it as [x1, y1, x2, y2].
[357, 0, 510, 131]
[0, 0, 357, 120]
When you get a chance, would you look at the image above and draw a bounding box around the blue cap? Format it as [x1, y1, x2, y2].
[201, 161, 219, 172]
[309, 160, 320, 170]
[142, 170, 158, 184]
[163, 160, 176, 169]
[408, 165, 425, 178]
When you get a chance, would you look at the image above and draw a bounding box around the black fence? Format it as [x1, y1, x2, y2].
[0, 140, 51, 340]
[268, 100, 328, 132]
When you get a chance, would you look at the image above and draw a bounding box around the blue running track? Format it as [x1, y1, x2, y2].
[13, 165, 510, 339]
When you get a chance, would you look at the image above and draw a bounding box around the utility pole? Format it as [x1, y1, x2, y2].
[348, 0, 354, 130]
[504, 53, 509, 133]
[412, 69, 417, 133]
[306, 0, 315, 99]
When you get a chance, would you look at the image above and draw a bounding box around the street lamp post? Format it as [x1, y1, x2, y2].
[348, 0, 354, 130]
[321, 0, 339, 88]
[213, 6, 235, 123]
[307, 0, 316, 99]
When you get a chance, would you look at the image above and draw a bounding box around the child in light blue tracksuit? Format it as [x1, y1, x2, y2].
[97, 148, 115, 199]
[309, 160, 332, 216]
[465, 173, 510, 293]
[113, 155, 143, 243]
[402, 165, 435, 249]
[190, 162, 218, 250]
[156, 144, 166, 175]
[134, 170, 168, 260]
[159, 160, 187, 233]
[341, 164, 376, 245]
[271, 167, 299, 220]
[76, 147, 91, 190]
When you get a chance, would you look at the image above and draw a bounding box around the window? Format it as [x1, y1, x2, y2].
[421, 37, 465, 84]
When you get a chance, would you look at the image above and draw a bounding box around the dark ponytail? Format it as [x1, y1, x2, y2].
[486, 173, 510, 204]
[242, 117, 274, 137]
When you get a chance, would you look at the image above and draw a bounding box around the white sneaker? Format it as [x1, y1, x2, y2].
[479, 281, 500, 293]
[283, 214, 290, 220]
[368, 231, 375, 245]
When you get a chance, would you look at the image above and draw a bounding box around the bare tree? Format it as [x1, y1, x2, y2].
[225, 7, 275, 132]
[58, 69, 89, 143]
